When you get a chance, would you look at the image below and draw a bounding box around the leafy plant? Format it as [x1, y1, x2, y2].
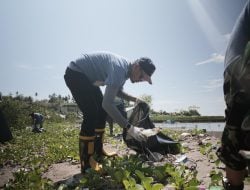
[135, 170, 163, 190]
[209, 170, 223, 187]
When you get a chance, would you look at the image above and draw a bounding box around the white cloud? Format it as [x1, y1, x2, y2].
[16, 64, 54, 70]
[43, 65, 54, 70]
[202, 78, 223, 91]
[16, 64, 37, 70]
[195, 53, 224, 66]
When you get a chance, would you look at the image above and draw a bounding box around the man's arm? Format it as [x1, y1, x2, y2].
[117, 90, 137, 102]
[102, 86, 129, 128]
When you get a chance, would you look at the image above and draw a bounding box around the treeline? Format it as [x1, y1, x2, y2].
[151, 109, 201, 117]
[151, 114, 225, 123]
[0, 92, 224, 131]
[0, 95, 76, 130]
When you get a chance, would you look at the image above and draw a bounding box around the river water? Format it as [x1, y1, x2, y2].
[154, 122, 225, 132]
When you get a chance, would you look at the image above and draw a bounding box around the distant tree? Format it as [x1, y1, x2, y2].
[180, 109, 200, 116]
[48, 93, 65, 104]
[63, 96, 68, 103]
[188, 105, 200, 111]
[189, 109, 200, 116]
[25, 96, 33, 103]
[14, 94, 24, 101]
[188, 105, 200, 116]
[58, 95, 62, 101]
[48, 93, 57, 103]
[163, 111, 169, 115]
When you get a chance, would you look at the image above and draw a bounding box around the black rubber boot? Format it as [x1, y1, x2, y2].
[95, 129, 117, 159]
[222, 177, 244, 190]
[79, 136, 102, 173]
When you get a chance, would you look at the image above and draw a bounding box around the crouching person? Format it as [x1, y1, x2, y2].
[64, 51, 155, 173]
[29, 112, 44, 133]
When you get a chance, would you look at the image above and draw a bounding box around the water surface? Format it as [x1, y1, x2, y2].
[155, 122, 225, 132]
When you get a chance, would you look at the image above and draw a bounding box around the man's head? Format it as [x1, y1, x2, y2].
[130, 57, 156, 84]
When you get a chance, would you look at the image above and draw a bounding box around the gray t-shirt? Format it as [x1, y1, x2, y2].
[68, 52, 131, 128]
[225, 0, 250, 70]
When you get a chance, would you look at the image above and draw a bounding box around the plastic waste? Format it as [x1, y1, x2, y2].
[174, 154, 188, 163]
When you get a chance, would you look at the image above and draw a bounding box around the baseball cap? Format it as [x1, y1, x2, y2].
[137, 57, 156, 84]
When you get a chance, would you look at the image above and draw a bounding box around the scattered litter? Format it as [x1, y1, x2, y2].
[140, 128, 161, 137]
[181, 133, 191, 137]
[174, 154, 188, 163]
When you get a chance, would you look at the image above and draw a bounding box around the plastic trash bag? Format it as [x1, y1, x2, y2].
[123, 102, 180, 161]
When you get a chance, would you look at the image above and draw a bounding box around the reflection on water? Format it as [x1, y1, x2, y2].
[154, 122, 225, 132]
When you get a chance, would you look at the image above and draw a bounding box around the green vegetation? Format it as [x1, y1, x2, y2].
[1, 122, 78, 190]
[0, 95, 77, 130]
[1, 123, 204, 190]
[0, 95, 223, 189]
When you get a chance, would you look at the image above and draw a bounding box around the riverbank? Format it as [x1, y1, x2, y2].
[151, 114, 225, 123]
[155, 122, 225, 133]
[207, 131, 223, 139]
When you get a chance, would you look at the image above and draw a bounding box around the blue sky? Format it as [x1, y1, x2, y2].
[0, 0, 247, 116]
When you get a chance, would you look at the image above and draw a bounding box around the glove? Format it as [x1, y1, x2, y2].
[127, 125, 147, 141]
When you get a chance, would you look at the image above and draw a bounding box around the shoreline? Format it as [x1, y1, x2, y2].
[207, 131, 222, 139]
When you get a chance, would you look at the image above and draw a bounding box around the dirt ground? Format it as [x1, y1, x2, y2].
[42, 133, 222, 188]
[1, 131, 250, 189]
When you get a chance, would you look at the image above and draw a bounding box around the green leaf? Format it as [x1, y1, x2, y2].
[142, 177, 154, 190]
[152, 183, 164, 190]
[211, 174, 222, 182]
[187, 178, 200, 187]
[133, 184, 144, 190]
[135, 170, 145, 180]
[57, 184, 67, 190]
[123, 179, 130, 189]
[114, 170, 123, 183]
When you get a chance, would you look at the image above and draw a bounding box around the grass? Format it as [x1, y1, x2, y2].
[1, 122, 221, 190]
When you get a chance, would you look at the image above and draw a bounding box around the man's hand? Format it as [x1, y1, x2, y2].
[127, 125, 147, 141]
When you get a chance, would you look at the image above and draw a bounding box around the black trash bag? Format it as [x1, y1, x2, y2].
[123, 102, 180, 161]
